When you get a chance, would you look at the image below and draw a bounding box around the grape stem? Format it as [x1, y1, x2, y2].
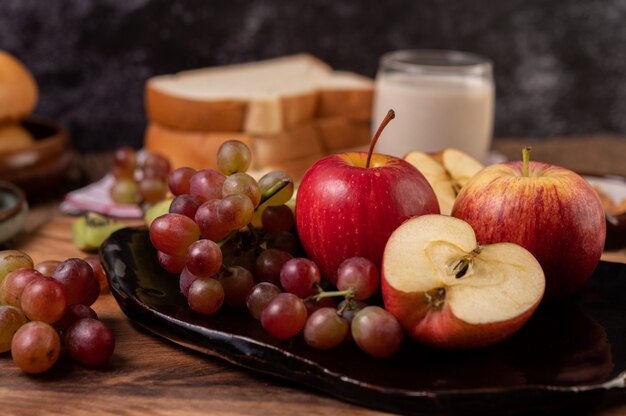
[304, 284, 356, 303]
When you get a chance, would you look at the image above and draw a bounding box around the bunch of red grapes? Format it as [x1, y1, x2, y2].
[109, 146, 171, 205]
[150, 140, 403, 358]
[0, 251, 114, 373]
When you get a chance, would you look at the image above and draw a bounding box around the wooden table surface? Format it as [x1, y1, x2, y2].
[1, 136, 626, 415]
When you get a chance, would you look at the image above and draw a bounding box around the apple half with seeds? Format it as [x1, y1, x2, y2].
[381, 214, 545, 350]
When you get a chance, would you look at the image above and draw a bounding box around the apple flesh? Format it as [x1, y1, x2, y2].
[296, 152, 439, 283]
[382, 214, 545, 350]
[405, 148, 483, 215]
[451, 159, 606, 302]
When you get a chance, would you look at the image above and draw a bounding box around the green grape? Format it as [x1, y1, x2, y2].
[217, 140, 252, 175]
[0, 305, 27, 352]
[110, 178, 140, 204]
[222, 173, 261, 207]
[0, 250, 34, 284]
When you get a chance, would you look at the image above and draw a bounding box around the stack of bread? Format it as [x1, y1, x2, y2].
[0, 50, 38, 152]
[144, 54, 373, 177]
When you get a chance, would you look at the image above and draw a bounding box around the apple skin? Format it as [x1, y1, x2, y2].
[381, 278, 540, 350]
[296, 152, 439, 283]
[451, 161, 606, 302]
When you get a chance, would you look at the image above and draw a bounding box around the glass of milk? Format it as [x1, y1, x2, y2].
[372, 50, 494, 162]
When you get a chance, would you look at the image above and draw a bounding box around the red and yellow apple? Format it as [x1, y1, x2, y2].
[451, 148, 606, 302]
[381, 214, 545, 350]
[296, 111, 440, 282]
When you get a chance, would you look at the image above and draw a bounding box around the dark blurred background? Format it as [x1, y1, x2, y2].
[1, 0, 626, 152]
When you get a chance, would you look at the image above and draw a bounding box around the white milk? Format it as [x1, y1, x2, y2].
[372, 52, 495, 162]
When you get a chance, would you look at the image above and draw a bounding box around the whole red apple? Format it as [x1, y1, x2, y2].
[296, 111, 439, 283]
[451, 148, 606, 302]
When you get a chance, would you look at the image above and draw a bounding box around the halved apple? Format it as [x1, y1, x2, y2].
[405, 148, 483, 215]
[381, 214, 545, 350]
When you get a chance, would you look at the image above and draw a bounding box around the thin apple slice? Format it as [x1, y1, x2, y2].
[404, 151, 456, 215]
[381, 214, 545, 350]
[441, 148, 484, 189]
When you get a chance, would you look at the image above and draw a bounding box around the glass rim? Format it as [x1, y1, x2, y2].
[379, 49, 492, 75]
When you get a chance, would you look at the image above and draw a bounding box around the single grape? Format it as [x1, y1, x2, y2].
[217, 140, 252, 175]
[258, 171, 294, 205]
[0, 305, 27, 352]
[195, 199, 231, 242]
[304, 307, 349, 350]
[246, 282, 281, 320]
[179, 267, 199, 297]
[218, 194, 254, 230]
[185, 239, 223, 278]
[255, 249, 293, 286]
[21, 276, 68, 324]
[34, 259, 62, 277]
[110, 178, 140, 205]
[52, 258, 100, 306]
[189, 169, 226, 202]
[217, 266, 256, 308]
[261, 205, 295, 234]
[111, 146, 137, 179]
[351, 306, 403, 358]
[11, 321, 61, 374]
[0, 268, 44, 307]
[157, 250, 186, 274]
[55, 304, 99, 331]
[336, 257, 379, 301]
[138, 177, 168, 203]
[141, 152, 171, 179]
[169, 194, 201, 219]
[83, 255, 108, 293]
[267, 231, 299, 256]
[261, 293, 308, 340]
[280, 258, 320, 297]
[149, 213, 200, 256]
[64, 318, 115, 366]
[168, 167, 196, 196]
[222, 173, 261, 207]
[0, 250, 34, 283]
[188, 277, 225, 315]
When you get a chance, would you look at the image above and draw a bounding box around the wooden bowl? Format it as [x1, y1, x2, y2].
[0, 116, 72, 196]
[0, 116, 69, 175]
[0, 180, 27, 244]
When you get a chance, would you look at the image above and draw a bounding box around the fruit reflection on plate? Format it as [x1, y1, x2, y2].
[101, 227, 626, 416]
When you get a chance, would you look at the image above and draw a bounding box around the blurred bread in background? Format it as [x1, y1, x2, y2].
[144, 54, 372, 174]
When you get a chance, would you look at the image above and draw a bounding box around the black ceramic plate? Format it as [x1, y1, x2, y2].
[101, 227, 626, 415]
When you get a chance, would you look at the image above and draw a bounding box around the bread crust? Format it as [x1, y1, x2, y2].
[145, 83, 246, 132]
[145, 55, 373, 135]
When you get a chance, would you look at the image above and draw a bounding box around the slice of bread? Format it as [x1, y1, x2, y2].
[0, 51, 38, 123]
[144, 122, 324, 171]
[145, 54, 373, 135]
[144, 118, 371, 173]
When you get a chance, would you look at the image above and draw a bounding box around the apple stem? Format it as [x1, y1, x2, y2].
[523, 147, 532, 177]
[366, 109, 395, 168]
